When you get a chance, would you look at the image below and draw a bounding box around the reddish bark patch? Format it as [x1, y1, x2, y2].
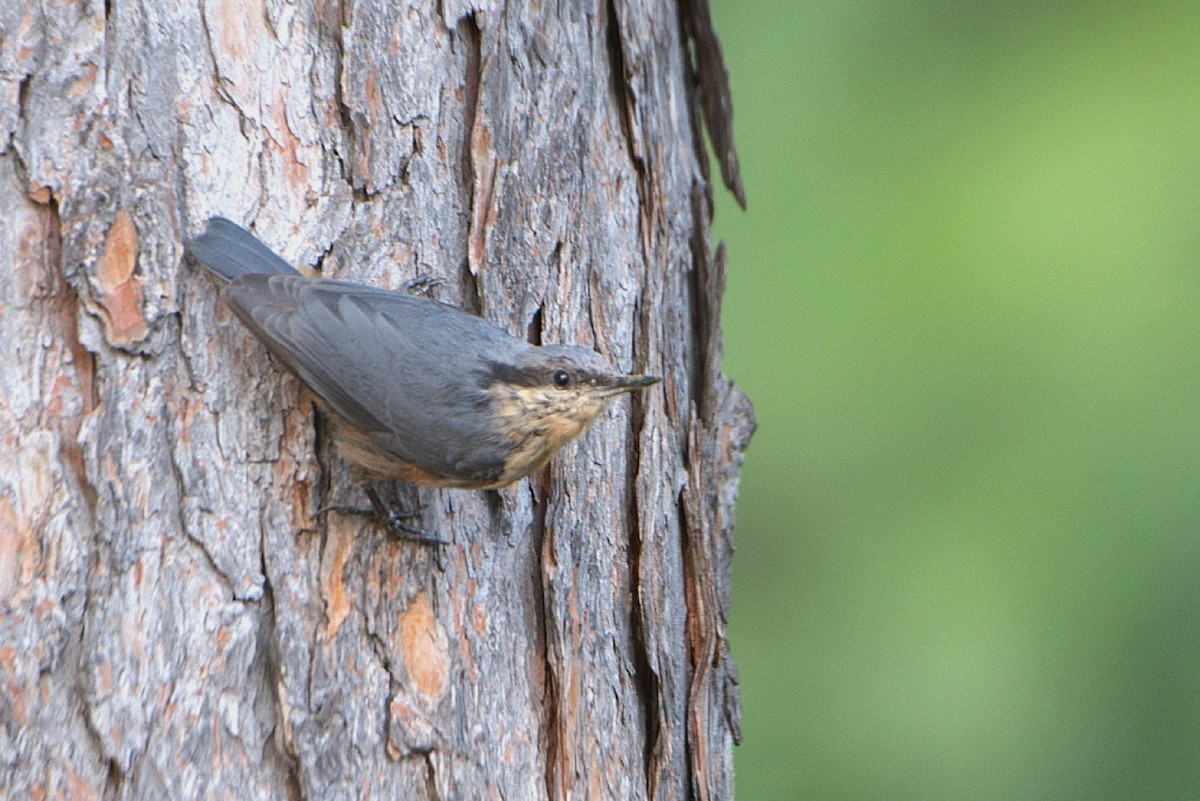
[399, 591, 449, 702]
[94, 211, 148, 345]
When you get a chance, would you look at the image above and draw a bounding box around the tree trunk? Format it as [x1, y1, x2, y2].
[0, 0, 752, 798]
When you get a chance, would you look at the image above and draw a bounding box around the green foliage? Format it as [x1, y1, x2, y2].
[712, 2, 1200, 798]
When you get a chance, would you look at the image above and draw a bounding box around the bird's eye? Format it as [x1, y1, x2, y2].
[552, 369, 571, 388]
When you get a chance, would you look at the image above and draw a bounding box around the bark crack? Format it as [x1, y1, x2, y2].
[605, 0, 653, 273]
[679, 476, 714, 801]
[257, 529, 304, 789]
[458, 13, 486, 317]
[330, 15, 370, 202]
[423, 751, 443, 801]
[46, 199, 101, 522]
[101, 757, 122, 801]
[15, 73, 32, 130]
[627, 463, 663, 799]
[685, 184, 713, 421]
[534, 493, 563, 801]
[161, 325, 253, 599]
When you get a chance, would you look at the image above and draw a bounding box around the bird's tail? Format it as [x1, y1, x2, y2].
[186, 217, 301, 280]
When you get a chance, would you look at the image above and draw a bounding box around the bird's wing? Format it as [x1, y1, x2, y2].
[220, 275, 513, 484]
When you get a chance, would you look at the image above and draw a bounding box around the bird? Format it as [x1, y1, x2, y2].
[186, 217, 659, 540]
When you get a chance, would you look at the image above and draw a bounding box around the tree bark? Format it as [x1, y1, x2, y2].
[0, 0, 752, 799]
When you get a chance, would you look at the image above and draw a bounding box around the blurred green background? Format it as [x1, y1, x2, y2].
[710, 1, 1200, 799]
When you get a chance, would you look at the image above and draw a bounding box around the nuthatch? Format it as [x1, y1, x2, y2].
[186, 217, 659, 539]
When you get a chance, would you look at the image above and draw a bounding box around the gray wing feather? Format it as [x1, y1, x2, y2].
[221, 275, 521, 483]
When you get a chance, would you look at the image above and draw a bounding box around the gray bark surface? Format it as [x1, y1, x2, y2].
[0, 1, 752, 798]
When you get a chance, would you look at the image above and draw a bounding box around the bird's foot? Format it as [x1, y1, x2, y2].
[317, 487, 444, 545]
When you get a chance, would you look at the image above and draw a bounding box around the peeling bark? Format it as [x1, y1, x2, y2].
[0, 1, 752, 799]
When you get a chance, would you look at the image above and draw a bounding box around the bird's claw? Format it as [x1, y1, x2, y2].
[317, 490, 444, 545]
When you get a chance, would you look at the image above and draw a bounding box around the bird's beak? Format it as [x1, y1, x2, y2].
[597, 373, 661, 396]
